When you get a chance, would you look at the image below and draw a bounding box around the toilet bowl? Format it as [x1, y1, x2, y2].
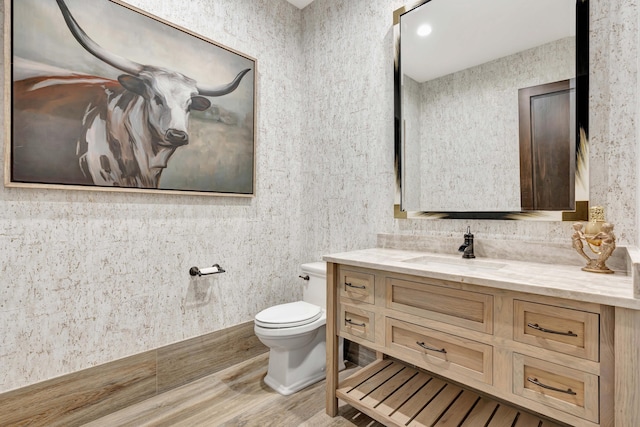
[254, 262, 345, 395]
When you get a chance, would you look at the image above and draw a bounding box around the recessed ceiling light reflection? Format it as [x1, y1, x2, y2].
[417, 24, 432, 37]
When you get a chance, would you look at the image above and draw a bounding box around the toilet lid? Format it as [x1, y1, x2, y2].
[255, 301, 322, 328]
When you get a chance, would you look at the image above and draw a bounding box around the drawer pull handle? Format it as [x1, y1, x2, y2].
[345, 318, 365, 327]
[527, 322, 578, 337]
[416, 341, 447, 354]
[345, 282, 366, 289]
[527, 377, 577, 395]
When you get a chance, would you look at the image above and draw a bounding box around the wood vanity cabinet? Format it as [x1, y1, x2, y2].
[326, 263, 615, 427]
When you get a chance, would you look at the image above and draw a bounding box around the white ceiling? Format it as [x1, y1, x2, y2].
[286, 0, 314, 9]
[401, 0, 576, 82]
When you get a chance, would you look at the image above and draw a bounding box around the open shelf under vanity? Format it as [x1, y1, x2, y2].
[337, 358, 564, 427]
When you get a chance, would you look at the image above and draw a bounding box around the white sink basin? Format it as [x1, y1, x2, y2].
[402, 255, 506, 271]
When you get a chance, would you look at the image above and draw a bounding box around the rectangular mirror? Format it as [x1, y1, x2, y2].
[394, 0, 589, 220]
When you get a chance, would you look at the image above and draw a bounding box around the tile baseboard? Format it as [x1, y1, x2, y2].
[157, 321, 266, 393]
[0, 321, 267, 427]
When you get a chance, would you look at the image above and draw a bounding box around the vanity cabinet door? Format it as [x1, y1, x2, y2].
[385, 317, 493, 385]
[513, 353, 599, 423]
[386, 277, 493, 334]
[514, 300, 599, 361]
[338, 267, 375, 304]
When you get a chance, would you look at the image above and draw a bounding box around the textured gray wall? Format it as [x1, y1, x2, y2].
[0, 0, 306, 392]
[0, 0, 637, 393]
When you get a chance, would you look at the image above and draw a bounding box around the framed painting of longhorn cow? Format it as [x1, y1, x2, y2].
[4, 0, 256, 195]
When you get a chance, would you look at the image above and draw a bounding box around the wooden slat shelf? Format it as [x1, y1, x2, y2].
[336, 359, 564, 427]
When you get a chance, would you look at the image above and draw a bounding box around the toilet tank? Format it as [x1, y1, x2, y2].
[300, 261, 327, 309]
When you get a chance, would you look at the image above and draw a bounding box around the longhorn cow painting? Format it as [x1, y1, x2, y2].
[7, 0, 255, 195]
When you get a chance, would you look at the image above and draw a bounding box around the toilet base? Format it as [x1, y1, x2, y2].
[264, 368, 327, 396]
[262, 327, 345, 396]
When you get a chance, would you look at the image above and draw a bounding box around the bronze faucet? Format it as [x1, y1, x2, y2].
[458, 226, 475, 259]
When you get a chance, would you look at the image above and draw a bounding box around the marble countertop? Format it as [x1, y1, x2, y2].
[324, 247, 640, 310]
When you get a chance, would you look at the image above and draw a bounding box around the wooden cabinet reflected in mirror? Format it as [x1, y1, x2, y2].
[519, 80, 575, 211]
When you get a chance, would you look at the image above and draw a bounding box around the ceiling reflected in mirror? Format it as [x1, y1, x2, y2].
[402, 0, 575, 83]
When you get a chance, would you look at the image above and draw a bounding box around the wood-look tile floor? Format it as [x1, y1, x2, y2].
[84, 352, 385, 427]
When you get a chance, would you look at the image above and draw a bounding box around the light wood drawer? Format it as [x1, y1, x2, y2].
[385, 317, 493, 385]
[386, 277, 493, 334]
[514, 300, 599, 361]
[338, 267, 375, 304]
[338, 303, 375, 342]
[513, 353, 599, 423]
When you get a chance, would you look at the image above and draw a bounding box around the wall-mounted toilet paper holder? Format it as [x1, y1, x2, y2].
[189, 264, 226, 276]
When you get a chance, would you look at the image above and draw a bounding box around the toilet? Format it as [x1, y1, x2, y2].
[254, 261, 345, 395]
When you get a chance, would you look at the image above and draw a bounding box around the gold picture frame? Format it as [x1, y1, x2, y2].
[5, 0, 256, 196]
